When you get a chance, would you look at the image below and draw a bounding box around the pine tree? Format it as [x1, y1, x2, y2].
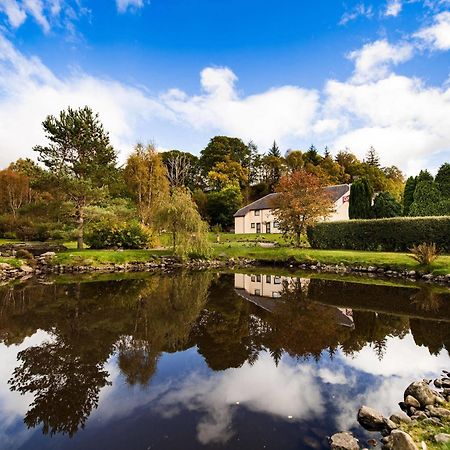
[435, 163, 450, 198]
[349, 178, 373, 219]
[365, 146, 380, 167]
[268, 140, 281, 158]
[324, 146, 331, 159]
[403, 176, 417, 216]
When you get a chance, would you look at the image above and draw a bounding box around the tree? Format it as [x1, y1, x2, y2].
[161, 150, 200, 189]
[403, 176, 417, 216]
[365, 146, 380, 167]
[372, 192, 402, 218]
[262, 153, 284, 192]
[285, 151, 304, 173]
[0, 169, 30, 218]
[273, 170, 334, 246]
[207, 156, 249, 191]
[349, 178, 373, 219]
[124, 143, 170, 226]
[199, 136, 250, 175]
[268, 141, 281, 158]
[409, 181, 442, 216]
[206, 185, 243, 230]
[304, 145, 322, 165]
[435, 163, 450, 199]
[33, 107, 117, 249]
[324, 146, 331, 159]
[155, 187, 210, 258]
[416, 169, 434, 184]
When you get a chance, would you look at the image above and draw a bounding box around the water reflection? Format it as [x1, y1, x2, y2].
[0, 271, 449, 449]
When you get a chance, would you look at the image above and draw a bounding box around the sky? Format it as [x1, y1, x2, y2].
[0, 0, 449, 174]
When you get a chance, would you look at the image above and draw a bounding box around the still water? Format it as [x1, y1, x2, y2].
[0, 271, 449, 450]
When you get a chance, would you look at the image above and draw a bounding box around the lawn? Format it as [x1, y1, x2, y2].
[211, 241, 450, 275]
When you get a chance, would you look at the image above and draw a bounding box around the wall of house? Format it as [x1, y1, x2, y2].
[236, 208, 282, 234]
[234, 194, 350, 234]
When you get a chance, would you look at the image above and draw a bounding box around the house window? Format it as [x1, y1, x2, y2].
[266, 275, 271, 283]
[256, 223, 261, 233]
[251, 223, 255, 229]
[274, 276, 281, 285]
[254, 210, 260, 216]
[256, 275, 261, 282]
[255, 289, 261, 296]
[251, 275, 256, 282]
[273, 222, 279, 228]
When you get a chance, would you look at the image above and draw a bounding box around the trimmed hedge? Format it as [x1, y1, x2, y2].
[307, 216, 450, 252]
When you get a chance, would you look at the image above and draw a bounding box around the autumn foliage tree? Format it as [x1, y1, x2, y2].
[273, 171, 334, 246]
[0, 169, 30, 218]
[124, 143, 170, 226]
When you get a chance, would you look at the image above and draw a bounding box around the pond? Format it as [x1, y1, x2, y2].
[0, 270, 449, 450]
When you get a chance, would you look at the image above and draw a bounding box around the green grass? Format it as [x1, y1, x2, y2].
[0, 256, 22, 268]
[53, 248, 171, 267]
[212, 241, 450, 275]
[400, 407, 450, 450]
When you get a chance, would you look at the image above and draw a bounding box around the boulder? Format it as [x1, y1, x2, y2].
[425, 405, 450, 418]
[434, 434, 450, 444]
[0, 263, 12, 270]
[20, 265, 34, 274]
[40, 251, 56, 258]
[389, 412, 412, 425]
[357, 406, 385, 431]
[382, 430, 419, 450]
[330, 432, 360, 450]
[404, 381, 437, 408]
[382, 418, 398, 431]
[405, 395, 421, 409]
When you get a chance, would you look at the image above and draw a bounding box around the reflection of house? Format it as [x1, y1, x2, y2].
[233, 184, 351, 234]
[234, 274, 354, 328]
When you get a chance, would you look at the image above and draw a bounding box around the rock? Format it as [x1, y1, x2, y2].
[405, 395, 421, 409]
[411, 411, 428, 420]
[0, 263, 12, 270]
[382, 430, 419, 450]
[40, 251, 56, 258]
[434, 434, 450, 444]
[425, 405, 450, 418]
[383, 418, 398, 431]
[19, 265, 34, 274]
[404, 381, 438, 408]
[422, 417, 440, 425]
[434, 379, 442, 388]
[329, 432, 360, 450]
[390, 412, 412, 425]
[357, 406, 385, 431]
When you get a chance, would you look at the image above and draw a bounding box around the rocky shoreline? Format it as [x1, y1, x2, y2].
[330, 374, 450, 450]
[1, 251, 450, 285]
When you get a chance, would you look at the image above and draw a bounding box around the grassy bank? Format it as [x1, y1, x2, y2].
[212, 241, 450, 275]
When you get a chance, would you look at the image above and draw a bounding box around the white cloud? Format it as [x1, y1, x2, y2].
[339, 3, 374, 25]
[414, 11, 450, 50]
[385, 0, 403, 16]
[347, 39, 414, 83]
[116, 0, 145, 13]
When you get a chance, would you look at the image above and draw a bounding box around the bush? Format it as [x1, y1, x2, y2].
[16, 249, 35, 261]
[86, 222, 153, 249]
[409, 242, 439, 265]
[307, 216, 450, 252]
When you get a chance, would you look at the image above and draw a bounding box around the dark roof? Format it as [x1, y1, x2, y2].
[234, 184, 350, 217]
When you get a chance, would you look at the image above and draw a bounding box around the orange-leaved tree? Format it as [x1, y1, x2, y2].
[0, 169, 30, 218]
[273, 170, 334, 246]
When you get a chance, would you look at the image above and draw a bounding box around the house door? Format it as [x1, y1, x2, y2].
[266, 222, 271, 234]
[256, 223, 261, 233]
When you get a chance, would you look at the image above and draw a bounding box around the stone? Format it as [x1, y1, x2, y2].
[422, 417, 440, 425]
[0, 263, 12, 270]
[404, 381, 438, 408]
[383, 418, 398, 431]
[357, 406, 385, 431]
[411, 411, 428, 420]
[425, 405, 450, 418]
[329, 432, 360, 450]
[434, 434, 450, 444]
[405, 395, 421, 409]
[19, 265, 34, 274]
[40, 251, 56, 258]
[382, 430, 419, 450]
[389, 412, 412, 425]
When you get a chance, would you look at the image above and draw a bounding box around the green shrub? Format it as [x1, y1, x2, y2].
[307, 216, 450, 252]
[86, 222, 153, 249]
[16, 249, 35, 261]
[3, 231, 17, 240]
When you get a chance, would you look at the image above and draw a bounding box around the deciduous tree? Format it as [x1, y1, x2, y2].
[273, 170, 334, 246]
[0, 169, 30, 218]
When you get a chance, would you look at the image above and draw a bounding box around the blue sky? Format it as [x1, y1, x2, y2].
[0, 0, 449, 174]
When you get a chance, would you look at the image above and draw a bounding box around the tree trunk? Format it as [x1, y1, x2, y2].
[76, 198, 85, 250]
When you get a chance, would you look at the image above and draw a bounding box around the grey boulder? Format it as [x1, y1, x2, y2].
[382, 430, 419, 450]
[357, 406, 385, 431]
[330, 432, 360, 450]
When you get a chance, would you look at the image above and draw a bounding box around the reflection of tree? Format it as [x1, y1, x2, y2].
[411, 288, 442, 312]
[3, 272, 212, 436]
[410, 319, 450, 356]
[9, 336, 110, 436]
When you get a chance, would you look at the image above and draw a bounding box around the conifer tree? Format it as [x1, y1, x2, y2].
[403, 176, 417, 216]
[365, 146, 380, 167]
[349, 178, 373, 219]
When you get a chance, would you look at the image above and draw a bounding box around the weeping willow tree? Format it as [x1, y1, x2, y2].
[155, 187, 211, 258]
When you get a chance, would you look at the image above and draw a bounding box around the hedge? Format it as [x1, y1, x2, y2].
[306, 216, 450, 252]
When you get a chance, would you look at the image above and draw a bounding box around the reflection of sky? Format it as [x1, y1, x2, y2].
[1, 331, 449, 450]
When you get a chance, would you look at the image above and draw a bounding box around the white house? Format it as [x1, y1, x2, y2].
[233, 184, 350, 234]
